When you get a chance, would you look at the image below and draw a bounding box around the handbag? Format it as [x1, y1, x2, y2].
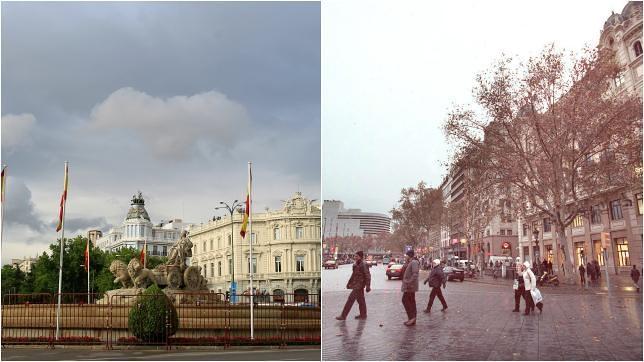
[513, 279, 519, 290]
[530, 288, 543, 304]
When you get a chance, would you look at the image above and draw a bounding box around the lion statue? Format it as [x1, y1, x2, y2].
[109, 260, 133, 288]
[127, 258, 157, 289]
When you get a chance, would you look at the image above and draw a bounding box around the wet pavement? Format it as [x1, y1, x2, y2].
[323, 264, 643, 361]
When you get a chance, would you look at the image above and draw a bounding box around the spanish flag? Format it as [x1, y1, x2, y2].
[140, 241, 146, 267]
[84, 238, 90, 272]
[240, 166, 252, 238]
[1, 165, 6, 203]
[55, 163, 69, 232]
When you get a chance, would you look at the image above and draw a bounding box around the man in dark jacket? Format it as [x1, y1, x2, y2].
[512, 268, 525, 312]
[631, 265, 640, 292]
[587, 262, 595, 286]
[579, 264, 586, 286]
[336, 251, 371, 320]
[423, 259, 447, 313]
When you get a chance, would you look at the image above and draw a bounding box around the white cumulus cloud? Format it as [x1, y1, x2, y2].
[89, 87, 250, 159]
[1, 113, 36, 149]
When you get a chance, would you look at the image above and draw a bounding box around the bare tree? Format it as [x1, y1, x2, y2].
[391, 182, 444, 250]
[444, 45, 642, 283]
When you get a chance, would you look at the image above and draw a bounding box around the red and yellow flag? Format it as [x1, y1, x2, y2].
[1, 165, 6, 203]
[240, 167, 252, 238]
[140, 242, 146, 267]
[84, 238, 90, 272]
[55, 163, 69, 232]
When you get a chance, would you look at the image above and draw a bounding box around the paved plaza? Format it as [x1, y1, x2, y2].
[322, 264, 643, 361]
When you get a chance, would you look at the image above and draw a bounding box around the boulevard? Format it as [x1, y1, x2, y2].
[322, 263, 643, 361]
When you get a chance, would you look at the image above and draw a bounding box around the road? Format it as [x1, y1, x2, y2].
[0, 346, 321, 361]
[323, 263, 643, 361]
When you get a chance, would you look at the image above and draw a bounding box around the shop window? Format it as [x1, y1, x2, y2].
[615, 238, 630, 266]
[574, 243, 584, 266]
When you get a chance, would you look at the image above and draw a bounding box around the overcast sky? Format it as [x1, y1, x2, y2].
[1, 2, 320, 264]
[323, 0, 632, 215]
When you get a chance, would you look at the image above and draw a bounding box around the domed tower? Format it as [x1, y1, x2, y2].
[122, 191, 153, 249]
[599, 1, 643, 96]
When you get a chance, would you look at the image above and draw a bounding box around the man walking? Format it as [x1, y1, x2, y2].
[512, 266, 525, 312]
[579, 263, 586, 286]
[631, 265, 640, 292]
[423, 259, 448, 313]
[401, 250, 419, 326]
[336, 251, 371, 320]
[587, 261, 595, 286]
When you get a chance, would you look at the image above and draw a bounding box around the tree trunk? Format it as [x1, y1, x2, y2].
[555, 222, 576, 285]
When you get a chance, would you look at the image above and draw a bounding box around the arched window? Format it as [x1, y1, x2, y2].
[294, 289, 309, 303]
[634, 41, 642, 57]
[273, 227, 281, 240]
[273, 289, 285, 303]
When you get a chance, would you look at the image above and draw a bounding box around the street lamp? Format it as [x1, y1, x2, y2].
[532, 227, 540, 266]
[215, 200, 243, 287]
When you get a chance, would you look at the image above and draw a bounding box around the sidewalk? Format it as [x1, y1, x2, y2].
[442, 269, 640, 294]
[323, 284, 642, 361]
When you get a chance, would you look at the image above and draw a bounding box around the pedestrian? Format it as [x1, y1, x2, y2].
[587, 261, 595, 286]
[631, 265, 640, 292]
[548, 260, 553, 274]
[335, 251, 371, 320]
[521, 261, 537, 315]
[512, 265, 526, 312]
[423, 259, 448, 314]
[593, 260, 601, 281]
[542, 259, 548, 275]
[401, 250, 420, 326]
[579, 264, 586, 286]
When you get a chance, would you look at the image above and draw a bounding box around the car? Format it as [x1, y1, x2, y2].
[443, 266, 465, 282]
[368, 260, 378, 267]
[386, 264, 404, 280]
[323, 260, 338, 269]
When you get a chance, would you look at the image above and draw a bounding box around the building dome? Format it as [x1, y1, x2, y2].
[126, 191, 151, 221]
[621, 1, 642, 20]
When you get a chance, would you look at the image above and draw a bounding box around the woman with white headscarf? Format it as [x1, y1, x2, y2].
[521, 261, 537, 315]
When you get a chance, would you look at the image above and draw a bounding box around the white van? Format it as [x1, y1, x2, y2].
[488, 256, 513, 266]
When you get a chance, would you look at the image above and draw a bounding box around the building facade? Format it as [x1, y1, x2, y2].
[322, 200, 390, 238]
[188, 192, 321, 298]
[519, 2, 643, 274]
[10, 257, 36, 273]
[95, 192, 188, 257]
[87, 230, 103, 246]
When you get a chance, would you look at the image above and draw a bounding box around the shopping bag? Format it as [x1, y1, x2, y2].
[530, 288, 543, 304]
[513, 279, 519, 290]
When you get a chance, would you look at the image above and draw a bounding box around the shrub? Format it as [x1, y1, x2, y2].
[128, 284, 179, 342]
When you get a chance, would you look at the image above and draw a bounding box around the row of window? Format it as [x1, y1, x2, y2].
[530, 237, 631, 267]
[522, 196, 642, 236]
[194, 225, 320, 255]
[201, 255, 307, 278]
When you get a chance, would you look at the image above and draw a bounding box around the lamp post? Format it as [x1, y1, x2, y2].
[215, 200, 243, 297]
[532, 227, 540, 267]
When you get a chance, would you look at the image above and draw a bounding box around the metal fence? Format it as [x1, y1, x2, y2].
[1, 292, 320, 349]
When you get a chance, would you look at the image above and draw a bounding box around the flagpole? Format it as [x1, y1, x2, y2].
[56, 161, 69, 340]
[248, 161, 254, 340]
[1, 165, 6, 247]
[87, 239, 90, 304]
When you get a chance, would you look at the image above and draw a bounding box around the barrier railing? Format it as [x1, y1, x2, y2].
[1, 292, 320, 348]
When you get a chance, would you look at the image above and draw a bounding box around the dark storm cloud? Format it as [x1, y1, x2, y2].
[1, 2, 320, 264]
[3, 177, 46, 232]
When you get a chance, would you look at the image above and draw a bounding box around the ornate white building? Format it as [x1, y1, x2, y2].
[95, 192, 188, 257]
[188, 192, 321, 299]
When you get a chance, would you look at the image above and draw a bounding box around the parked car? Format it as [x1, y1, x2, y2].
[386, 264, 404, 280]
[323, 260, 338, 269]
[443, 266, 465, 282]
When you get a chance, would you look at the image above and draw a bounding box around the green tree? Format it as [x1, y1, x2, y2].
[1, 264, 25, 298]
